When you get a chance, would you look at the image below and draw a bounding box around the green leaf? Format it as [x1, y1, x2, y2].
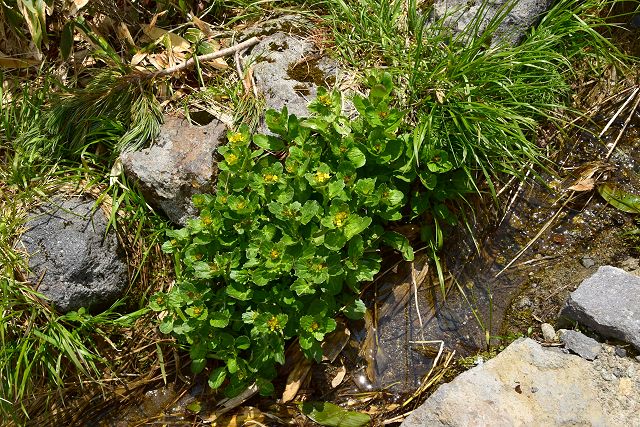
[191, 358, 206, 374]
[291, 278, 315, 296]
[253, 134, 285, 151]
[236, 336, 251, 350]
[344, 299, 367, 320]
[226, 282, 252, 300]
[346, 147, 366, 168]
[382, 231, 415, 261]
[598, 184, 640, 214]
[60, 22, 74, 60]
[159, 318, 174, 334]
[328, 179, 346, 199]
[210, 311, 231, 328]
[208, 367, 227, 389]
[300, 402, 370, 427]
[324, 231, 347, 251]
[344, 216, 372, 240]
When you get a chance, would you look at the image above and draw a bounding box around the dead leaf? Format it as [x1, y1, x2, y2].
[210, 407, 264, 427]
[330, 365, 347, 389]
[142, 25, 191, 53]
[435, 89, 445, 104]
[116, 22, 135, 47]
[321, 320, 350, 363]
[568, 177, 595, 192]
[131, 52, 148, 66]
[69, 0, 89, 15]
[192, 15, 215, 38]
[281, 357, 313, 403]
[206, 57, 228, 70]
[0, 56, 40, 68]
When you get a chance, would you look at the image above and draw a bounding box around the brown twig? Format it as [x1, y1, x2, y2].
[150, 37, 260, 77]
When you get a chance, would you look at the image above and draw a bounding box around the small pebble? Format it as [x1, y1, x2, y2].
[626, 365, 637, 378]
[636, 356, 640, 363]
[541, 323, 557, 342]
[601, 371, 616, 382]
[517, 296, 532, 309]
[581, 256, 595, 268]
[615, 347, 627, 358]
[531, 386, 538, 393]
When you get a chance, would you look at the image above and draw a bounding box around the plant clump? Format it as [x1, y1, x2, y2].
[151, 74, 470, 396]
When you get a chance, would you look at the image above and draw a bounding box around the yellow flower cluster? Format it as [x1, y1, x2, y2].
[315, 171, 330, 183]
[228, 132, 245, 144]
[334, 211, 348, 227]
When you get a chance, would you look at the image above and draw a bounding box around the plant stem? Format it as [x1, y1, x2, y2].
[150, 37, 261, 77]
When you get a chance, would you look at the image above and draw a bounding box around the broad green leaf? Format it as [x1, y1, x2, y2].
[324, 231, 347, 251]
[598, 184, 640, 214]
[346, 147, 366, 168]
[300, 402, 370, 427]
[208, 367, 227, 389]
[343, 299, 367, 320]
[344, 216, 372, 240]
[210, 311, 231, 328]
[382, 231, 414, 261]
[292, 278, 315, 296]
[253, 134, 285, 151]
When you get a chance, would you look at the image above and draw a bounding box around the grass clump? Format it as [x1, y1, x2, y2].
[328, 0, 627, 193]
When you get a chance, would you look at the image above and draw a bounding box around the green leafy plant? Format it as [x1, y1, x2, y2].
[151, 74, 471, 396]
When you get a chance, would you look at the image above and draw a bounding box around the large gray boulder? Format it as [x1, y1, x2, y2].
[432, 0, 553, 45]
[120, 116, 226, 225]
[243, 25, 339, 120]
[401, 338, 640, 426]
[560, 265, 640, 352]
[19, 198, 127, 313]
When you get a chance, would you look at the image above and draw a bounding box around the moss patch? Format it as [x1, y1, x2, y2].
[287, 57, 336, 87]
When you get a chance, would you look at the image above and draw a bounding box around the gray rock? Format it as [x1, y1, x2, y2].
[19, 198, 127, 313]
[615, 346, 627, 358]
[244, 30, 339, 122]
[560, 266, 640, 352]
[120, 116, 226, 225]
[581, 256, 596, 268]
[559, 330, 601, 361]
[431, 0, 553, 46]
[401, 338, 635, 427]
[541, 323, 556, 342]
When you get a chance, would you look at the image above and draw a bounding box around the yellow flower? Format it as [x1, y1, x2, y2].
[267, 316, 281, 331]
[270, 249, 280, 260]
[227, 153, 238, 165]
[263, 173, 279, 183]
[228, 132, 245, 144]
[310, 321, 320, 331]
[318, 94, 332, 106]
[315, 171, 330, 183]
[334, 211, 348, 227]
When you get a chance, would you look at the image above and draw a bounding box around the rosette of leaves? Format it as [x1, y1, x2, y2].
[151, 73, 457, 397]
